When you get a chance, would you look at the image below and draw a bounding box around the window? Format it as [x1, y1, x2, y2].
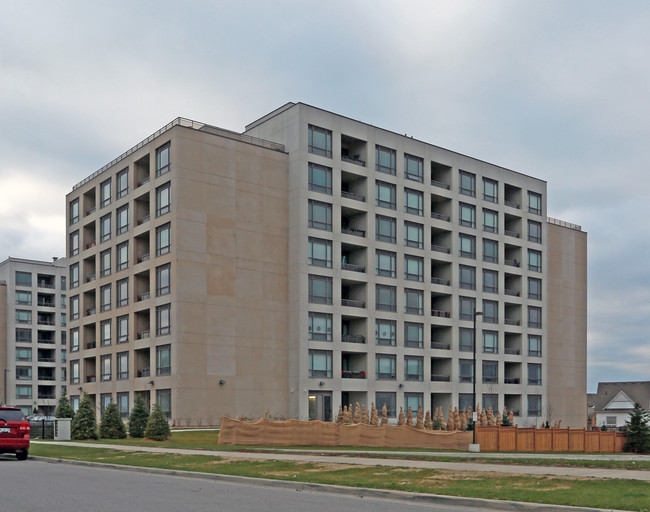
[15, 271, 32, 287]
[308, 312, 332, 341]
[308, 163, 332, 194]
[528, 306, 542, 328]
[101, 354, 112, 381]
[404, 356, 423, 381]
[16, 366, 32, 381]
[404, 221, 423, 248]
[376, 354, 396, 379]
[15, 291, 31, 306]
[100, 319, 111, 346]
[308, 200, 332, 231]
[100, 179, 111, 207]
[404, 154, 424, 182]
[308, 275, 332, 304]
[459, 170, 476, 197]
[70, 361, 80, 385]
[308, 125, 332, 158]
[375, 215, 396, 243]
[459, 393, 473, 411]
[156, 263, 171, 296]
[116, 168, 129, 199]
[528, 335, 542, 357]
[459, 328, 473, 352]
[156, 142, 171, 177]
[308, 237, 332, 268]
[16, 328, 31, 343]
[459, 296, 475, 321]
[69, 198, 79, 224]
[100, 249, 111, 277]
[459, 203, 475, 228]
[376, 284, 396, 312]
[16, 310, 31, 324]
[483, 178, 498, 203]
[404, 393, 423, 415]
[117, 393, 129, 420]
[528, 249, 542, 272]
[375, 319, 396, 346]
[156, 223, 171, 256]
[70, 295, 79, 320]
[70, 263, 79, 289]
[157, 389, 172, 419]
[308, 349, 332, 378]
[528, 363, 542, 385]
[483, 300, 498, 324]
[70, 328, 79, 352]
[404, 288, 423, 315]
[459, 265, 476, 290]
[375, 181, 396, 209]
[528, 220, 542, 243]
[15, 385, 32, 399]
[528, 395, 542, 416]
[459, 360, 473, 383]
[116, 205, 129, 235]
[156, 345, 172, 375]
[116, 278, 129, 307]
[375, 250, 396, 277]
[482, 360, 498, 383]
[100, 214, 111, 242]
[61, 276, 67, 291]
[459, 233, 476, 259]
[15, 347, 32, 362]
[70, 230, 79, 257]
[483, 394, 498, 412]
[117, 352, 129, 380]
[376, 392, 396, 418]
[100, 284, 111, 312]
[483, 269, 498, 293]
[61, 349, 66, 363]
[528, 277, 542, 300]
[404, 188, 423, 216]
[528, 192, 542, 215]
[483, 209, 498, 233]
[100, 394, 113, 414]
[483, 239, 498, 263]
[404, 254, 423, 281]
[61, 313, 67, 327]
[375, 145, 396, 175]
[117, 315, 129, 343]
[483, 330, 498, 354]
[156, 304, 171, 336]
[156, 182, 171, 216]
[405, 322, 423, 348]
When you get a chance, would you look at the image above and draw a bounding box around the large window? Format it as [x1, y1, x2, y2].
[483, 178, 498, 203]
[375, 249, 396, 277]
[483, 394, 498, 413]
[15, 347, 32, 362]
[100, 214, 111, 243]
[156, 142, 171, 177]
[101, 354, 112, 381]
[459, 265, 476, 290]
[70, 263, 79, 289]
[528, 306, 542, 328]
[528, 277, 542, 300]
[482, 360, 498, 383]
[308, 200, 332, 231]
[100, 319, 111, 347]
[308, 312, 332, 341]
[404, 221, 423, 249]
[116, 278, 129, 307]
[117, 315, 129, 343]
[459, 233, 476, 259]
[404, 188, 423, 216]
[376, 354, 396, 379]
[375, 392, 396, 417]
[156, 345, 171, 375]
[404, 288, 423, 315]
[483, 269, 498, 293]
[308, 125, 332, 158]
[404, 356, 423, 381]
[459, 328, 474, 352]
[375, 319, 396, 346]
[16, 366, 32, 380]
[375, 215, 396, 243]
[100, 249, 111, 277]
[483, 209, 498, 233]
[16, 328, 32, 343]
[70, 198, 79, 225]
[156, 304, 171, 336]
[375, 145, 396, 175]
[308, 349, 332, 378]
[527, 219, 542, 243]
[100, 284, 111, 312]
[459, 360, 473, 383]
[70, 361, 80, 384]
[459, 203, 475, 228]
[100, 179, 111, 207]
[459, 170, 476, 197]
[70, 295, 79, 320]
[404, 154, 423, 182]
[308, 275, 332, 304]
[528, 395, 542, 416]
[15, 271, 32, 287]
[308, 237, 332, 268]
[156, 223, 171, 256]
[483, 330, 498, 354]
[116, 168, 129, 199]
[459, 296, 475, 321]
[528, 363, 542, 385]
[69, 230, 79, 257]
[116, 205, 129, 235]
[70, 328, 79, 352]
[156, 182, 171, 217]
[483, 300, 498, 324]
[528, 335, 542, 357]
[404, 393, 423, 415]
[375, 181, 396, 209]
[16, 310, 31, 324]
[117, 393, 129, 420]
[528, 192, 542, 215]
[376, 284, 396, 312]
[483, 239, 498, 263]
[157, 389, 172, 419]
[15, 291, 31, 306]
[404, 254, 423, 281]
[308, 163, 332, 194]
[15, 385, 32, 399]
[117, 351, 129, 380]
[405, 322, 423, 348]
[156, 263, 171, 296]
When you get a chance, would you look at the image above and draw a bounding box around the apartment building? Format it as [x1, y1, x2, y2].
[0, 257, 67, 415]
[65, 103, 587, 427]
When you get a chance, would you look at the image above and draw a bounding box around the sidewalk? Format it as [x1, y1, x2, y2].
[33, 441, 650, 481]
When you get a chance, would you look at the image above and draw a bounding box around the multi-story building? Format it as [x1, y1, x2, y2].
[0, 257, 67, 415]
[65, 103, 587, 427]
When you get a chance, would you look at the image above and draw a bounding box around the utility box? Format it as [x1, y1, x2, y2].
[54, 418, 71, 441]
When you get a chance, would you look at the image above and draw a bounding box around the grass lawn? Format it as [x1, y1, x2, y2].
[30, 443, 650, 511]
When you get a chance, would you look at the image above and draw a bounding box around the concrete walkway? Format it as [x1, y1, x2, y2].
[33, 441, 650, 482]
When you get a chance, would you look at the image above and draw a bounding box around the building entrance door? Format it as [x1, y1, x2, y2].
[308, 391, 332, 421]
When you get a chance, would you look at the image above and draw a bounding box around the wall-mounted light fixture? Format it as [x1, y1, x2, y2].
[219, 379, 226, 385]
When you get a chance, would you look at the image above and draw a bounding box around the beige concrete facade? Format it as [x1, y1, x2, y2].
[547, 220, 588, 428]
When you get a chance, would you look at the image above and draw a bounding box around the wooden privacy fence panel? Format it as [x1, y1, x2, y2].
[476, 426, 626, 453]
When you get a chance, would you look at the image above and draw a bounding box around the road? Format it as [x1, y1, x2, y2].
[0, 458, 486, 512]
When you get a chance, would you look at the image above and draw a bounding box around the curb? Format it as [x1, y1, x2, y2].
[30, 456, 622, 512]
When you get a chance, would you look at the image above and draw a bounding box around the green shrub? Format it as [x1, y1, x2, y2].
[144, 403, 171, 441]
[71, 394, 98, 440]
[55, 391, 75, 419]
[99, 401, 127, 439]
[624, 403, 650, 454]
[128, 396, 150, 438]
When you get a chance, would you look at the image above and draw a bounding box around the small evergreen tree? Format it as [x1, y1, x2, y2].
[55, 391, 75, 419]
[99, 401, 127, 439]
[128, 395, 150, 438]
[71, 394, 98, 440]
[144, 403, 171, 441]
[623, 403, 650, 454]
[501, 415, 512, 427]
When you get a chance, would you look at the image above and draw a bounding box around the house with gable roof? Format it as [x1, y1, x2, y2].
[591, 381, 650, 430]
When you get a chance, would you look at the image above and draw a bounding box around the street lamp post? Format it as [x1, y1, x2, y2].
[472, 311, 483, 446]
[3, 369, 11, 405]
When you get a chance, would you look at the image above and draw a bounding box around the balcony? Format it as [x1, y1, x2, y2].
[431, 310, 450, 318]
[341, 299, 365, 308]
[504, 318, 520, 326]
[504, 229, 520, 239]
[504, 348, 520, 355]
[86, 375, 96, 383]
[341, 134, 367, 167]
[430, 179, 450, 190]
[430, 342, 451, 350]
[431, 244, 450, 254]
[431, 161, 452, 189]
[137, 253, 150, 264]
[504, 288, 520, 297]
[341, 190, 365, 202]
[504, 200, 520, 209]
[504, 377, 521, 384]
[85, 341, 96, 349]
[504, 259, 520, 268]
[431, 375, 451, 382]
[137, 368, 151, 378]
[137, 330, 150, 340]
[342, 334, 365, 344]
[341, 227, 365, 237]
[431, 277, 450, 286]
[341, 263, 365, 273]
[342, 370, 366, 379]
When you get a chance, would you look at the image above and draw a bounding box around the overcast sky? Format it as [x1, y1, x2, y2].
[1, 1, 648, 392]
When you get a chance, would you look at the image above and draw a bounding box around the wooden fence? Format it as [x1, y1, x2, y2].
[476, 426, 626, 453]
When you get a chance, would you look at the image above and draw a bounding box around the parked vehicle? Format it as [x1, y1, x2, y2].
[0, 407, 30, 460]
